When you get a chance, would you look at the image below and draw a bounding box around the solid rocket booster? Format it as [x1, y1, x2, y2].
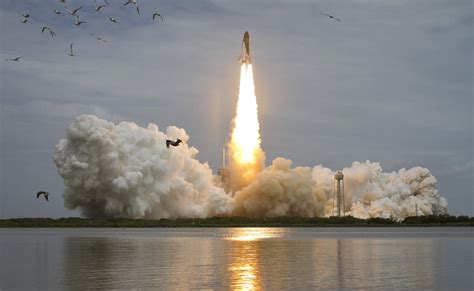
[239, 31, 251, 64]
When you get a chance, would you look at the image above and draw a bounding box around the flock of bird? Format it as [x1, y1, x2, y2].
[5, 2, 342, 62]
[6, 0, 164, 61]
[4, 2, 341, 200]
[9, 1, 168, 200]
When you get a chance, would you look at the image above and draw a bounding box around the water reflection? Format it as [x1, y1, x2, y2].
[224, 228, 280, 289]
[61, 236, 218, 289]
[225, 227, 289, 241]
[227, 240, 261, 290]
[60, 231, 439, 289]
[309, 238, 438, 289]
[0, 228, 464, 289]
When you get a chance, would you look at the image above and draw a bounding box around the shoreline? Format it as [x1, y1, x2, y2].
[0, 215, 472, 228]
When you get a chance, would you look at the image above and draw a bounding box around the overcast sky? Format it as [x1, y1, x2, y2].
[0, 0, 472, 217]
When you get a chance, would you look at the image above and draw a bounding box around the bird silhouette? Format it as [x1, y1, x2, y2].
[124, 0, 140, 15]
[123, 0, 137, 5]
[91, 33, 107, 42]
[109, 17, 118, 23]
[94, 0, 109, 11]
[68, 42, 74, 56]
[320, 12, 341, 22]
[74, 17, 86, 26]
[166, 139, 183, 148]
[5, 56, 23, 62]
[66, 6, 82, 16]
[37, 191, 49, 201]
[41, 26, 56, 37]
[153, 13, 163, 22]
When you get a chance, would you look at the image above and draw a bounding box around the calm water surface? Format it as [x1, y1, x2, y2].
[0, 227, 472, 290]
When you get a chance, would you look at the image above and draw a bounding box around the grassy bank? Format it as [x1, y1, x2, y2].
[0, 215, 472, 228]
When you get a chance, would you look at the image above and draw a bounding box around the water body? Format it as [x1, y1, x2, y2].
[0, 227, 472, 290]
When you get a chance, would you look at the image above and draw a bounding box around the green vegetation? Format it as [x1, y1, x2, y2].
[0, 215, 472, 227]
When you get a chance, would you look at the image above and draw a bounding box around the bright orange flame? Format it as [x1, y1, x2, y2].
[227, 64, 265, 191]
[230, 64, 261, 164]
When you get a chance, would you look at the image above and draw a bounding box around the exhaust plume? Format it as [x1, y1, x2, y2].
[53, 115, 233, 219]
[232, 159, 448, 220]
[227, 64, 265, 192]
[53, 115, 448, 221]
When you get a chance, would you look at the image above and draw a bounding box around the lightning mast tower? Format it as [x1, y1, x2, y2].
[333, 171, 345, 217]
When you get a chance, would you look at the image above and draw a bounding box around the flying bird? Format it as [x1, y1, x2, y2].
[109, 17, 118, 23]
[68, 42, 74, 56]
[5, 56, 23, 62]
[90, 33, 107, 42]
[124, 0, 137, 5]
[152, 13, 163, 22]
[22, 12, 30, 18]
[95, 4, 108, 11]
[21, 18, 28, 23]
[54, 9, 61, 15]
[42, 26, 56, 37]
[37, 191, 49, 201]
[74, 17, 86, 26]
[94, 0, 109, 11]
[320, 12, 341, 22]
[166, 139, 183, 148]
[124, 0, 140, 15]
[67, 6, 82, 16]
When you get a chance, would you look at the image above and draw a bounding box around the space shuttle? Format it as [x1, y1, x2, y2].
[239, 31, 251, 65]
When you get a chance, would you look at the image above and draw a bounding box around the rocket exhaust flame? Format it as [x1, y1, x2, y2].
[232, 65, 260, 164]
[227, 63, 265, 192]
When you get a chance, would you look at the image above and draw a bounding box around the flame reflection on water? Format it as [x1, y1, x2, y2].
[225, 228, 290, 290]
[224, 227, 290, 241]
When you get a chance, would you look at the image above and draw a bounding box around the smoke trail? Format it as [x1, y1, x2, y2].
[227, 64, 265, 192]
[53, 115, 233, 219]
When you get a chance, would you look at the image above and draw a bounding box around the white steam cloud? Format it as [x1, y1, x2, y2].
[53, 115, 448, 220]
[233, 158, 448, 220]
[53, 115, 233, 219]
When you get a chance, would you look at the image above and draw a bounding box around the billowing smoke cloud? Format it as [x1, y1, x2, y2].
[53, 115, 448, 220]
[53, 115, 233, 219]
[232, 159, 448, 220]
[232, 158, 327, 217]
[345, 161, 448, 219]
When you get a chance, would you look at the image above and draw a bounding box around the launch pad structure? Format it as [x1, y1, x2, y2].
[218, 148, 229, 184]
